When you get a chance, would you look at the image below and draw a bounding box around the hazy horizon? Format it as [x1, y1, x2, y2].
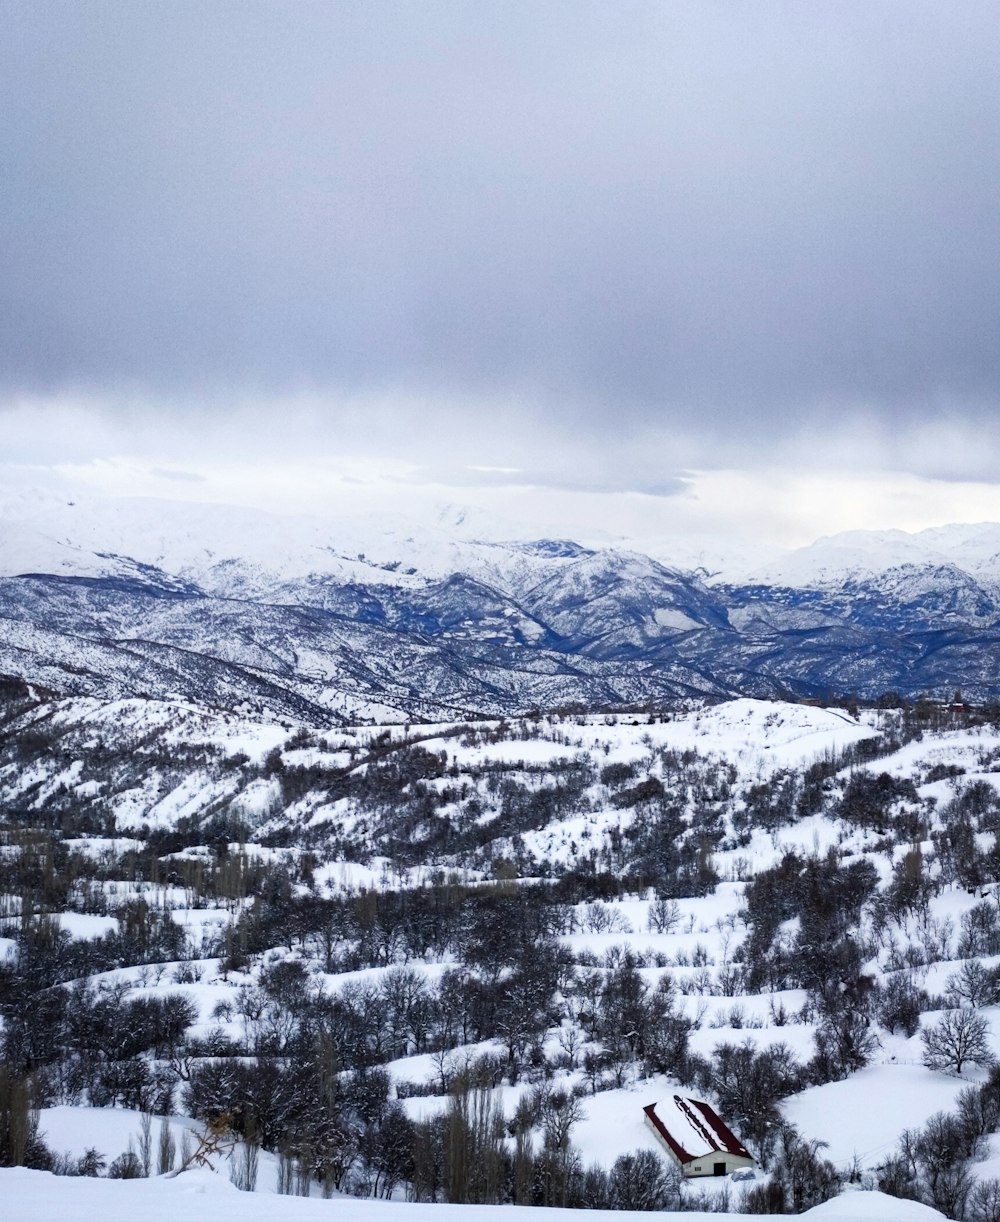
[4, 2, 1000, 546]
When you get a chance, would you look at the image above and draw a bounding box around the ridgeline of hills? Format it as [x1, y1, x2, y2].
[2, 493, 1000, 721]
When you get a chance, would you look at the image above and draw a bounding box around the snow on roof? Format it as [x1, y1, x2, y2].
[643, 1095, 752, 1164]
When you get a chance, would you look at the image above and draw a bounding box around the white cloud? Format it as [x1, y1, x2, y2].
[3, 390, 1000, 554]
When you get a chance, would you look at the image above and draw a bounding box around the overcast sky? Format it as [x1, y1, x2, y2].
[3, 2, 1000, 547]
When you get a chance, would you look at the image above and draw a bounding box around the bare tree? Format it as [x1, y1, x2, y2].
[968, 1177, 1000, 1222]
[647, 898, 680, 934]
[138, 1111, 152, 1177]
[167, 1116, 234, 1178]
[607, 1149, 679, 1210]
[947, 959, 1000, 1009]
[157, 1116, 175, 1175]
[922, 1010, 995, 1075]
[444, 1081, 505, 1204]
[556, 1021, 582, 1068]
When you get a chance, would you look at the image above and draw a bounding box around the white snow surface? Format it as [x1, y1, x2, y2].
[2, 488, 998, 593]
[727, 522, 1000, 590]
[0, 493, 578, 596]
[0, 1168, 946, 1221]
[781, 1065, 972, 1171]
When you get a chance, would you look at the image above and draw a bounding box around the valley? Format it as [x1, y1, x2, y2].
[2, 682, 1000, 1218]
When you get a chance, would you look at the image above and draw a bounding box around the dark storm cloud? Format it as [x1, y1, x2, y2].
[2, 1, 999, 452]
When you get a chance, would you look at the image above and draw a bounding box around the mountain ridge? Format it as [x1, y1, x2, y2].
[1, 493, 998, 719]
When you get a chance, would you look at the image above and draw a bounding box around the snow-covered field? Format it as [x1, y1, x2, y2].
[6, 695, 1000, 1217]
[0, 1168, 950, 1221]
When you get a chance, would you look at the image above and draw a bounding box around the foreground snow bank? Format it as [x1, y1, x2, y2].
[1, 1168, 945, 1222]
[805, 1191, 947, 1220]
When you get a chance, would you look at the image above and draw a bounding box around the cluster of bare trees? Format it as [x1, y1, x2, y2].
[878, 1070, 1000, 1219]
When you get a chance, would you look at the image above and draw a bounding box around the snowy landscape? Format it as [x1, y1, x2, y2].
[2, 491, 1000, 722]
[5, 3, 1000, 1219]
[5, 638, 1000, 1218]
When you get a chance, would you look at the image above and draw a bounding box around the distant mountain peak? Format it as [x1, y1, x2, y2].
[1, 493, 999, 713]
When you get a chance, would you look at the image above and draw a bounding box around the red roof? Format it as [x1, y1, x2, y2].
[643, 1096, 752, 1165]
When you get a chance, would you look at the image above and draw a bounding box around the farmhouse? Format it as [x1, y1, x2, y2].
[642, 1096, 755, 1178]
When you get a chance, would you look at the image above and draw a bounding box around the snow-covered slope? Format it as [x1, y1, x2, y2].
[0, 695, 880, 840]
[0, 492, 580, 596]
[729, 522, 1000, 595]
[0, 1167, 946, 1221]
[2, 492, 1000, 713]
[6, 692, 1000, 1218]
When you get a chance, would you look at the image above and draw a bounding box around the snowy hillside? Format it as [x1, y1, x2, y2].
[1, 1166, 950, 1221]
[723, 523, 1000, 593]
[1, 492, 1000, 712]
[4, 495, 1000, 1216]
[6, 690, 1000, 1216]
[4, 491, 1000, 603]
[0, 491, 576, 595]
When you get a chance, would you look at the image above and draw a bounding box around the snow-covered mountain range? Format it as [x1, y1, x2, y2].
[2, 491, 999, 720]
